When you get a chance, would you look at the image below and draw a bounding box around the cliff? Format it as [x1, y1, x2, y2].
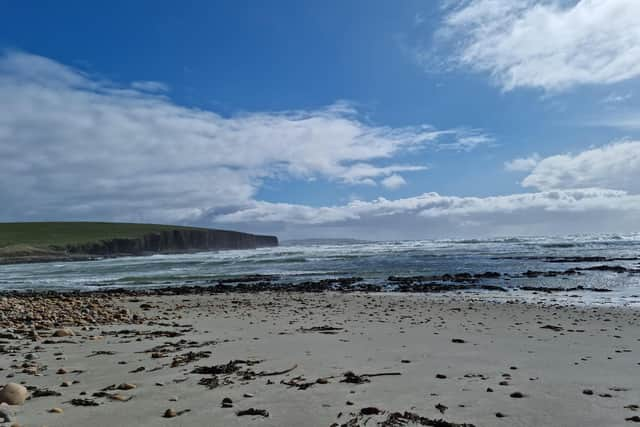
[0, 222, 278, 264]
[65, 229, 278, 256]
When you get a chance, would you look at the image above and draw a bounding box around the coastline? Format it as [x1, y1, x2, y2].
[1, 290, 638, 426]
[0, 222, 279, 266]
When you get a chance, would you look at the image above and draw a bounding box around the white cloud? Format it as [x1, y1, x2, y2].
[521, 141, 640, 191]
[213, 188, 640, 239]
[214, 140, 640, 238]
[131, 80, 169, 93]
[3, 51, 639, 239]
[0, 51, 484, 224]
[338, 163, 425, 185]
[504, 154, 540, 172]
[437, 0, 640, 91]
[381, 174, 407, 190]
[433, 129, 495, 151]
[602, 92, 632, 104]
[217, 188, 640, 224]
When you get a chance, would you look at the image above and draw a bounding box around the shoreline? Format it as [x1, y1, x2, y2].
[0, 275, 634, 310]
[1, 291, 639, 426]
[0, 247, 271, 266]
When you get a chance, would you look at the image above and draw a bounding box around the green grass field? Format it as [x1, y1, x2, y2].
[0, 222, 208, 248]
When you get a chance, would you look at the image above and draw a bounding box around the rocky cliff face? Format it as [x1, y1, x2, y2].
[66, 229, 278, 256]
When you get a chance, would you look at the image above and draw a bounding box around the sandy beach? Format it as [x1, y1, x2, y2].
[1, 290, 638, 427]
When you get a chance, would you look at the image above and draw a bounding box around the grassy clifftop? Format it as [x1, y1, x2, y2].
[0, 222, 277, 264]
[0, 222, 208, 248]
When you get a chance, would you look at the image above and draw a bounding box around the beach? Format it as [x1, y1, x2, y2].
[1, 289, 638, 427]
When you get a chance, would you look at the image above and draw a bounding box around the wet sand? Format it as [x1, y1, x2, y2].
[1, 291, 639, 426]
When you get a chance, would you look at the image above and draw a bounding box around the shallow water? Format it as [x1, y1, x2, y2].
[1, 233, 639, 306]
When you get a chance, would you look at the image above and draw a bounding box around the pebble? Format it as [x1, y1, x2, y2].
[117, 383, 136, 390]
[0, 383, 28, 405]
[49, 407, 63, 414]
[53, 328, 74, 337]
[163, 408, 177, 418]
[221, 397, 233, 408]
[109, 394, 128, 401]
[22, 366, 38, 375]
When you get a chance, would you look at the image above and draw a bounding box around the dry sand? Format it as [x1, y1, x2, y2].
[1, 291, 639, 426]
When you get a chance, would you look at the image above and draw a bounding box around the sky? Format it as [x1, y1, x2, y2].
[1, 0, 640, 240]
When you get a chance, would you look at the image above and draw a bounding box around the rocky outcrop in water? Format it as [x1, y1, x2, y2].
[65, 229, 278, 256]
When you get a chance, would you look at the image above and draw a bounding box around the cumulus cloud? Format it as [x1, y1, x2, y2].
[504, 154, 540, 172]
[213, 140, 640, 238]
[0, 51, 485, 224]
[381, 174, 407, 190]
[3, 51, 639, 239]
[436, 0, 640, 91]
[521, 141, 640, 191]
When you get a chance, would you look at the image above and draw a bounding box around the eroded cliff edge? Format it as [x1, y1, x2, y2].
[66, 229, 278, 256]
[0, 226, 278, 264]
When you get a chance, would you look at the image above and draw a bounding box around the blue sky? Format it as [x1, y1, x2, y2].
[2, 1, 640, 239]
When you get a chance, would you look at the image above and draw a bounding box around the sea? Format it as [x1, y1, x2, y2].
[1, 233, 640, 307]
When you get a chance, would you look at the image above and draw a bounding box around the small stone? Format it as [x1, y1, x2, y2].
[582, 389, 594, 395]
[510, 392, 525, 398]
[117, 383, 136, 390]
[486, 387, 494, 392]
[49, 407, 63, 414]
[56, 368, 67, 375]
[163, 408, 177, 418]
[221, 397, 233, 408]
[53, 328, 74, 337]
[436, 374, 447, 379]
[61, 381, 72, 387]
[0, 383, 28, 405]
[496, 412, 506, 418]
[243, 393, 254, 398]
